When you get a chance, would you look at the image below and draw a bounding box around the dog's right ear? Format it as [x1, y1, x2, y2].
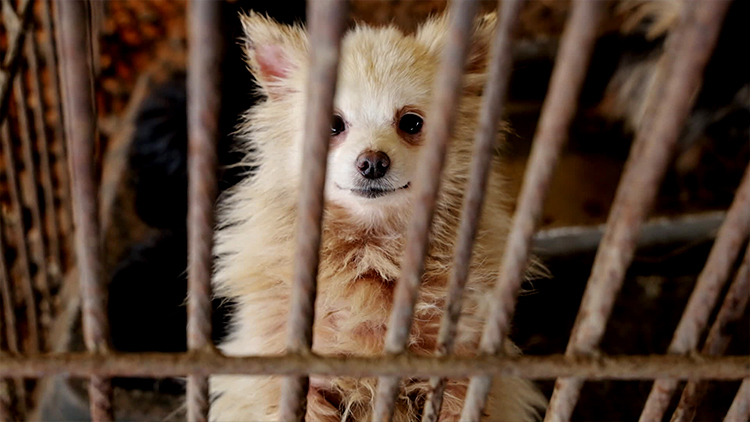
[239, 12, 308, 100]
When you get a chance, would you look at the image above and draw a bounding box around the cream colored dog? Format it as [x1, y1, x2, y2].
[209, 11, 546, 422]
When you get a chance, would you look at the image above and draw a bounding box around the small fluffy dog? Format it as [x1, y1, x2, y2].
[210, 11, 546, 422]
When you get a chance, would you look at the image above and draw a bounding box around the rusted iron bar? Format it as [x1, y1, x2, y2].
[55, 1, 112, 420]
[671, 245, 750, 422]
[421, 1, 523, 421]
[41, 0, 74, 249]
[0, 123, 40, 354]
[533, 211, 726, 258]
[374, 2, 480, 421]
[545, 1, 731, 421]
[279, 1, 348, 420]
[26, 33, 64, 285]
[640, 166, 750, 422]
[13, 66, 53, 328]
[641, 165, 750, 422]
[186, 0, 224, 420]
[460, 1, 605, 420]
[725, 380, 750, 422]
[0, 353, 745, 379]
[0, 0, 32, 122]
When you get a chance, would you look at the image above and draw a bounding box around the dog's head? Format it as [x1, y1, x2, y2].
[239, 12, 496, 223]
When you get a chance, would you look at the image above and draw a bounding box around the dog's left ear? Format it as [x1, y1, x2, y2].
[416, 12, 496, 92]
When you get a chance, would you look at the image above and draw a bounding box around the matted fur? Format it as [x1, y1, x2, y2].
[210, 11, 546, 422]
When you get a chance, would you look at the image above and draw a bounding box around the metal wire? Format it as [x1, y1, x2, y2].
[422, 1, 523, 420]
[55, 0, 113, 420]
[278, 1, 348, 420]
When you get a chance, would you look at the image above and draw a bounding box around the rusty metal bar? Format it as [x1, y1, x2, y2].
[373, 2, 479, 421]
[26, 32, 64, 286]
[460, 1, 605, 420]
[41, 0, 74, 250]
[0, 123, 40, 354]
[641, 165, 750, 421]
[55, 1, 113, 420]
[184, 2, 220, 419]
[421, 1, 523, 421]
[725, 380, 750, 422]
[545, 1, 731, 420]
[0, 0, 32, 122]
[278, 1, 348, 420]
[13, 60, 53, 328]
[0, 353, 744, 379]
[185, 0, 224, 420]
[642, 171, 750, 422]
[671, 244, 750, 422]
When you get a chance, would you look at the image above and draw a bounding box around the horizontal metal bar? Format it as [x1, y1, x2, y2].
[532, 211, 726, 257]
[0, 353, 745, 380]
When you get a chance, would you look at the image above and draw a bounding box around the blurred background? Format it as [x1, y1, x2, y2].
[0, 0, 746, 420]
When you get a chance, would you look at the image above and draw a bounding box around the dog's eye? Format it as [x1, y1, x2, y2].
[398, 113, 423, 135]
[331, 115, 346, 136]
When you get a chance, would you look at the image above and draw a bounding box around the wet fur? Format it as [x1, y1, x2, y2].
[210, 12, 545, 422]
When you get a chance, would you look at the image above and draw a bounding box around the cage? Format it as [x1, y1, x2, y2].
[0, 0, 748, 421]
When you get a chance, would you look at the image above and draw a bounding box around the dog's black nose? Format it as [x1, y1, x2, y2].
[356, 150, 390, 179]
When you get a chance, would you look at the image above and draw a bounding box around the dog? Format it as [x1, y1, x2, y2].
[209, 11, 546, 422]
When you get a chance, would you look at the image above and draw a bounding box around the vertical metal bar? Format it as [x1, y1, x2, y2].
[420, 1, 524, 421]
[373, 2, 479, 421]
[724, 380, 750, 422]
[55, 1, 113, 420]
[26, 31, 64, 286]
[641, 166, 750, 422]
[0, 123, 39, 354]
[184, 0, 224, 420]
[671, 243, 750, 422]
[545, 2, 730, 421]
[185, 0, 223, 420]
[460, 1, 605, 420]
[41, 0, 74, 255]
[13, 58, 53, 327]
[278, 1, 348, 420]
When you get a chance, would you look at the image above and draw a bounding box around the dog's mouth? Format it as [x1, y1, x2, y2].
[337, 182, 411, 199]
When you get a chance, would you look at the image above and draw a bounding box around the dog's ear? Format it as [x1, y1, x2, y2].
[416, 12, 496, 92]
[239, 12, 308, 100]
